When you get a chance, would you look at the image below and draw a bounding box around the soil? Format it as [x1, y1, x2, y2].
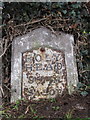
[2, 92, 90, 119]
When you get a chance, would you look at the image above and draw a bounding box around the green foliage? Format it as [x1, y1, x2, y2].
[2, 2, 89, 32]
[65, 109, 73, 120]
[71, 118, 90, 120]
[0, 109, 12, 118]
[52, 106, 60, 111]
[49, 98, 56, 103]
[62, 10, 67, 15]
[30, 106, 37, 114]
[80, 91, 88, 96]
[0, 105, 3, 109]
[77, 82, 90, 96]
[12, 100, 21, 110]
[18, 114, 25, 118]
[0, 110, 5, 116]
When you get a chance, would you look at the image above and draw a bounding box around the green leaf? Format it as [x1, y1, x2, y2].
[0, 105, 3, 109]
[80, 91, 88, 96]
[70, 10, 76, 16]
[71, 4, 81, 8]
[18, 114, 25, 118]
[77, 82, 84, 88]
[62, 10, 67, 14]
[0, 110, 5, 115]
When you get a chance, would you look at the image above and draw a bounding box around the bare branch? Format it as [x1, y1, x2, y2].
[0, 43, 11, 58]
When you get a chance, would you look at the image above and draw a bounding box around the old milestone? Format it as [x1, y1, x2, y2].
[11, 27, 78, 102]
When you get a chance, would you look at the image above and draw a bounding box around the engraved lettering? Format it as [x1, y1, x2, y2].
[22, 47, 66, 100]
[28, 76, 35, 84]
[25, 64, 33, 71]
[49, 89, 56, 95]
[54, 63, 62, 71]
[35, 63, 42, 71]
[45, 54, 51, 62]
[46, 64, 53, 71]
[35, 54, 41, 62]
[26, 55, 33, 62]
[56, 54, 61, 61]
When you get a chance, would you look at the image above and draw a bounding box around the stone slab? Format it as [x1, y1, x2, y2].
[11, 27, 78, 102]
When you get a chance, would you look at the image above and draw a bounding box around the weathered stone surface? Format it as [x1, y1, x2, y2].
[11, 27, 78, 102]
[22, 47, 67, 100]
[0, 38, 2, 119]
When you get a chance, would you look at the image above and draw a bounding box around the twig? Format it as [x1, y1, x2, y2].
[14, 17, 47, 28]
[0, 43, 11, 58]
[80, 70, 90, 73]
[0, 86, 4, 96]
[46, 25, 57, 36]
[25, 105, 30, 114]
[3, 84, 11, 92]
[78, 41, 88, 46]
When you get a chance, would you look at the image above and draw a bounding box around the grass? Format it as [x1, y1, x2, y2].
[52, 106, 60, 111]
[65, 109, 73, 120]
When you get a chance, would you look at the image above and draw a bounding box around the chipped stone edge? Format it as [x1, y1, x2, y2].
[0, 39, 2, 119]
[65, 35, 78, 94]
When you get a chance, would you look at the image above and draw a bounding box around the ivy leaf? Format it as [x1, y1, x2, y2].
[80, 91, 88, 96]
[70, 10, 76, 16]
[77, 82, 84, 88]
[71, 4, 81, 8]
[62, 10, 67, 14]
